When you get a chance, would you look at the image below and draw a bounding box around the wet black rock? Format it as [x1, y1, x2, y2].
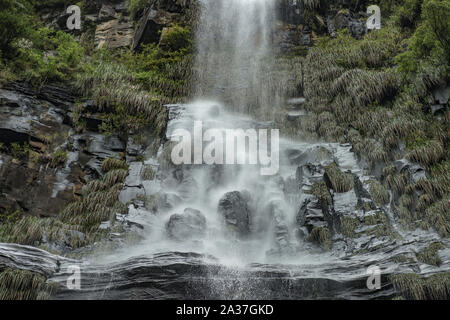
[218, 191, 252, 238]
[166, 208, 206, 241]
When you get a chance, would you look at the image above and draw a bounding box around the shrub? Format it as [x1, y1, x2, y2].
[50, 149, 68, 167]
[0, 0, 32, 57]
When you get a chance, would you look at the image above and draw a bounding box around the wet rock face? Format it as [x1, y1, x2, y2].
[218, 191, 252, 238]
[0, 84, 79, 217]
[166, 208, 206, 241]
[0, 82, 139, 218]
[95, 19, 134, 49]
[132, 0, 192, 51]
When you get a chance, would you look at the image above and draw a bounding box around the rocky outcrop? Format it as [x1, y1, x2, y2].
[132, 0, 193, 51]
[166, 208, 206, 241]
[95, 19, 134, 49]
[218, 191, 252, 238]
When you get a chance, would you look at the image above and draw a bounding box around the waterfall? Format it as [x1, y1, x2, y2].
[194, 0, 276, 116]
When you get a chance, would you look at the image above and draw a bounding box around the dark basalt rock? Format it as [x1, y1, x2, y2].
[218, 191, 252, 238]
[166, 208, 206, 241]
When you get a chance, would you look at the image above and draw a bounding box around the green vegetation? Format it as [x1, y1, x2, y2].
[390, 272, 450, 300]
[416, 242, 445, 266]
[307, 226, 332, 250]
[50, 149, 68, 168]
[0, 268, 57, 300]
[369, 180, 390, 206]
[324, 163, 354, 193]
[101, 158, 128, 173]
[141, 165, 155, 180]
[341, 216, 360, 238]
[308, 181, 332, 204]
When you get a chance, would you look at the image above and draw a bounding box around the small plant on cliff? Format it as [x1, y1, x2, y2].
[50, 149, 68, 168]
[324, 163, 354, 193]
[0, 268, 57, 300]
[307, 226, 332, 251]
[390, 272, 450, 300]
[416, 242, 445, 266]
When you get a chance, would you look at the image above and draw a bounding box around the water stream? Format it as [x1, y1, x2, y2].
[43, 0, 441, 300]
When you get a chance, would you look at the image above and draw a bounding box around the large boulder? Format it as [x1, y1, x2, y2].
[218, 191, 252, 238]
[166, 208, 206, 241]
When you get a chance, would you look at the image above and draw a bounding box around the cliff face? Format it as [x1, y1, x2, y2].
[0, 0, 449, 300]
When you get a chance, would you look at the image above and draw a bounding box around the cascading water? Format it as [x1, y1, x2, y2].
[194, 0, 276, 116]
[47, 0, 403, 300]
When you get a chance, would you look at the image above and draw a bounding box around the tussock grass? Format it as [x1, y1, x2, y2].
[0, 268, 57, 300]
[324, 163, 354, 193]
[385, 172, 410, 195]
[307, 226, 332, 251]
[369, 180, 389, 206]
[309, 181, 332, 205]
[141, 165, 155, 180]
[101, 158, 128, 173]
[424, 199, 450, 238]
[301, 0, 322, 10]
[390, 272, 450, 300]
[417, 242, 445, 267]
[0, 216, 84, 248]
[103, 169, 128, 187]
[341, 216, 359, 238]
[406, 140, 444, 166]
[76, 62, 159, 115]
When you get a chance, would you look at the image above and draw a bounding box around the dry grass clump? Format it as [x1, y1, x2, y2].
[0, 216, 85, 248]
[101, 158, 128, 173]
[416, 242, 445, 266]
[141, 165, 156, 180]
[324, 163, 354, 193]
[385, 171, 410, 195]
[369, 180, 389, 206]
[423, 199, 450, 238]
[103, 169, 128, 187]
[76, 62, 160, 115]
[406, 140, 444, 166]
[307, 226, 332, 251]
[341, 216, 360, 238]
[0, 268, 57, 300]
[390, 272, 450, 300]
[309, 181, 332, 205]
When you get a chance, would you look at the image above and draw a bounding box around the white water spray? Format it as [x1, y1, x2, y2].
[194, 0, 276, 115]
